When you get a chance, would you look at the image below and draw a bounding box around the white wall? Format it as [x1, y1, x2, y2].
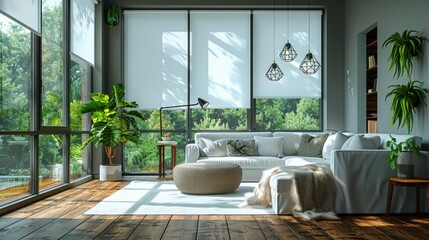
[345, 0, 429, 145]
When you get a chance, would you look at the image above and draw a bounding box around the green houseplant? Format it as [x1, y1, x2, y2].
[106, 5, 119, 34]
[385, 80, 428, 133]
[386, 135, 421, 178]
[80, 83, 144, 181]
[382, 29, 423, 79]
[383, 29, 428, 133]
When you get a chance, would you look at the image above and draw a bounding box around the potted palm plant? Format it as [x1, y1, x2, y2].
[383, 29, 428, 133]
[386, 135, 421, 178]
[80, 83, 144, 181]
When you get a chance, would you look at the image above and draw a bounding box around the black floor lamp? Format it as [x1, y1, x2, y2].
[159, 98, 210, 139]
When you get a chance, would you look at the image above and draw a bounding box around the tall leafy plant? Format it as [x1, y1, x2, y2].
[383, 29, 427, 133]
[80, 83, 144, 165]
[382, 30, 422, 79]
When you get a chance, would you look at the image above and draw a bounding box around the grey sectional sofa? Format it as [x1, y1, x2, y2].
[185, 131, 429, 214]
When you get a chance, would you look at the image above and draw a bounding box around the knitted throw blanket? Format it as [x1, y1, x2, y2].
[253, 163, 338, 220]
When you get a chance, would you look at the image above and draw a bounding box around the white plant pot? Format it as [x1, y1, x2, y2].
[100, 164, 122, 181]
[397, 152, 415, 178]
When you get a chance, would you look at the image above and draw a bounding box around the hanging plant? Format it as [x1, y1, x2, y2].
[382, 30, 423, 79]
[106, 5, 119, 34]
[385, 80, 428, 133]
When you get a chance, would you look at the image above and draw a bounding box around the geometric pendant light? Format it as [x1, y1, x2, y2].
[299, 52, 321, 74]
[266, 0, 284, 81]
[299, 0, 321, 75]
[279, 0, 297, 62]
[265, 61, 284, 81]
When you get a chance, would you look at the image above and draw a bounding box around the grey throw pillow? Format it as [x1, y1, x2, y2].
[227, 139, 257, 156]
[297, 134, 329, 157]
[341, 135, 381, 149]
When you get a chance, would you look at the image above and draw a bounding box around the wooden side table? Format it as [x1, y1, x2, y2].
[157, 141, 177, 178]
[386, 177, 429, 216]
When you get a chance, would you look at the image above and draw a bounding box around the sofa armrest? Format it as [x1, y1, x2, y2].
[330, 149, 429, 214]
[185, 143, 200, 163]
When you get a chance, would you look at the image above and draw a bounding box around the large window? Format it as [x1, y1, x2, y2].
[123, 9, 323, 174]
[0, 13, 33, 205]
[0, 0, 94, 210]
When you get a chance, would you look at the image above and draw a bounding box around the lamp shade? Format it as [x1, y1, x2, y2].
[197, 98, 210, 108]
[279, 42, 298, 62]
[299, 52, 321, 75]
[265, 61, 284, 81]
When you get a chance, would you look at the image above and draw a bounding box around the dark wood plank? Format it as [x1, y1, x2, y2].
[161, 215, 198, 240]
[227, 215, 266, 240]
[279, 215, 334, 240]
[342, 216, 393, 240]
[254, 215, 298, 240]
[60, 215, 118, 240]
[95, 215, 143, 240]
[128, 215, 170, 240]
[314, 217, 366, 239]
[0, 204, 76, 239]
[197, 215, 229, 240]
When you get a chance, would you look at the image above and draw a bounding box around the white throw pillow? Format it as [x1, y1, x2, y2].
[341, 135, 381, 150]
[254, 136, 284, 157]
[322, 133, 336, 159]
[198, 138, 228, 157]
[322, 132, 352, 159]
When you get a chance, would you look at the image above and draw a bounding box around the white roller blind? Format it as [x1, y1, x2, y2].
[124, 10, 188, 109]
[71, 0, 95, 65]
[253, 10, 322, 98]
[190, 10, 251, 108]
[0, 0, 41, 34]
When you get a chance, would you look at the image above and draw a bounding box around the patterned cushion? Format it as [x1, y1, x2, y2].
[297, 134, 329, 157]
[226, 139, 257, 156]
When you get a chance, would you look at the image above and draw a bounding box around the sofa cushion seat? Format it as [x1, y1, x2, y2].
[197, 156, 287, 170]
[283, 156, 329, 166]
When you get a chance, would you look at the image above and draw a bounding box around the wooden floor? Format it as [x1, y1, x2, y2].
[0, 180, 428, 240]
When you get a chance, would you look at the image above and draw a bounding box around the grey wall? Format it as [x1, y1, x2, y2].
[344, 0, 429, 144]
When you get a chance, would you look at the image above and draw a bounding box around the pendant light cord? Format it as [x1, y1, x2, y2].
[308, 0, 311, 52]
[273, 0, 276, 61]
[286, 0, 289, 42]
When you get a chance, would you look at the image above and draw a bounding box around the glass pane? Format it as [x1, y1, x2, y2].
[41, 0, 64, 126]
[191, 108, 247, 131]
[70, 59, 90, 131]
[0, 135, 31, 205]
[255, 98, 321, 131]
[39, 135, 64, 191]
[0, 13, 31, 131]
[124, 132, 186, 174]
[70, 134, 90, 181]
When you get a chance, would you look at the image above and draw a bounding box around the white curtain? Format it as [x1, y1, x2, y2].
[0, 0, 41, 34]
[253, 10, 322, 98]
[124, 10, 188, 109]
[190, 10, 251, 108]
[71, 0, 95, 65]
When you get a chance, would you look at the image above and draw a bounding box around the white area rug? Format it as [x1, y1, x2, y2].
[85, 181, 274, 215]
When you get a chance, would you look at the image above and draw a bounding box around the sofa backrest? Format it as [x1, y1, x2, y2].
[195, 132, 272, 143]
[364, 133, 422, 149]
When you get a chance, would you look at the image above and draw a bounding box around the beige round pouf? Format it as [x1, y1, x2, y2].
[173, 163, 242, 194]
